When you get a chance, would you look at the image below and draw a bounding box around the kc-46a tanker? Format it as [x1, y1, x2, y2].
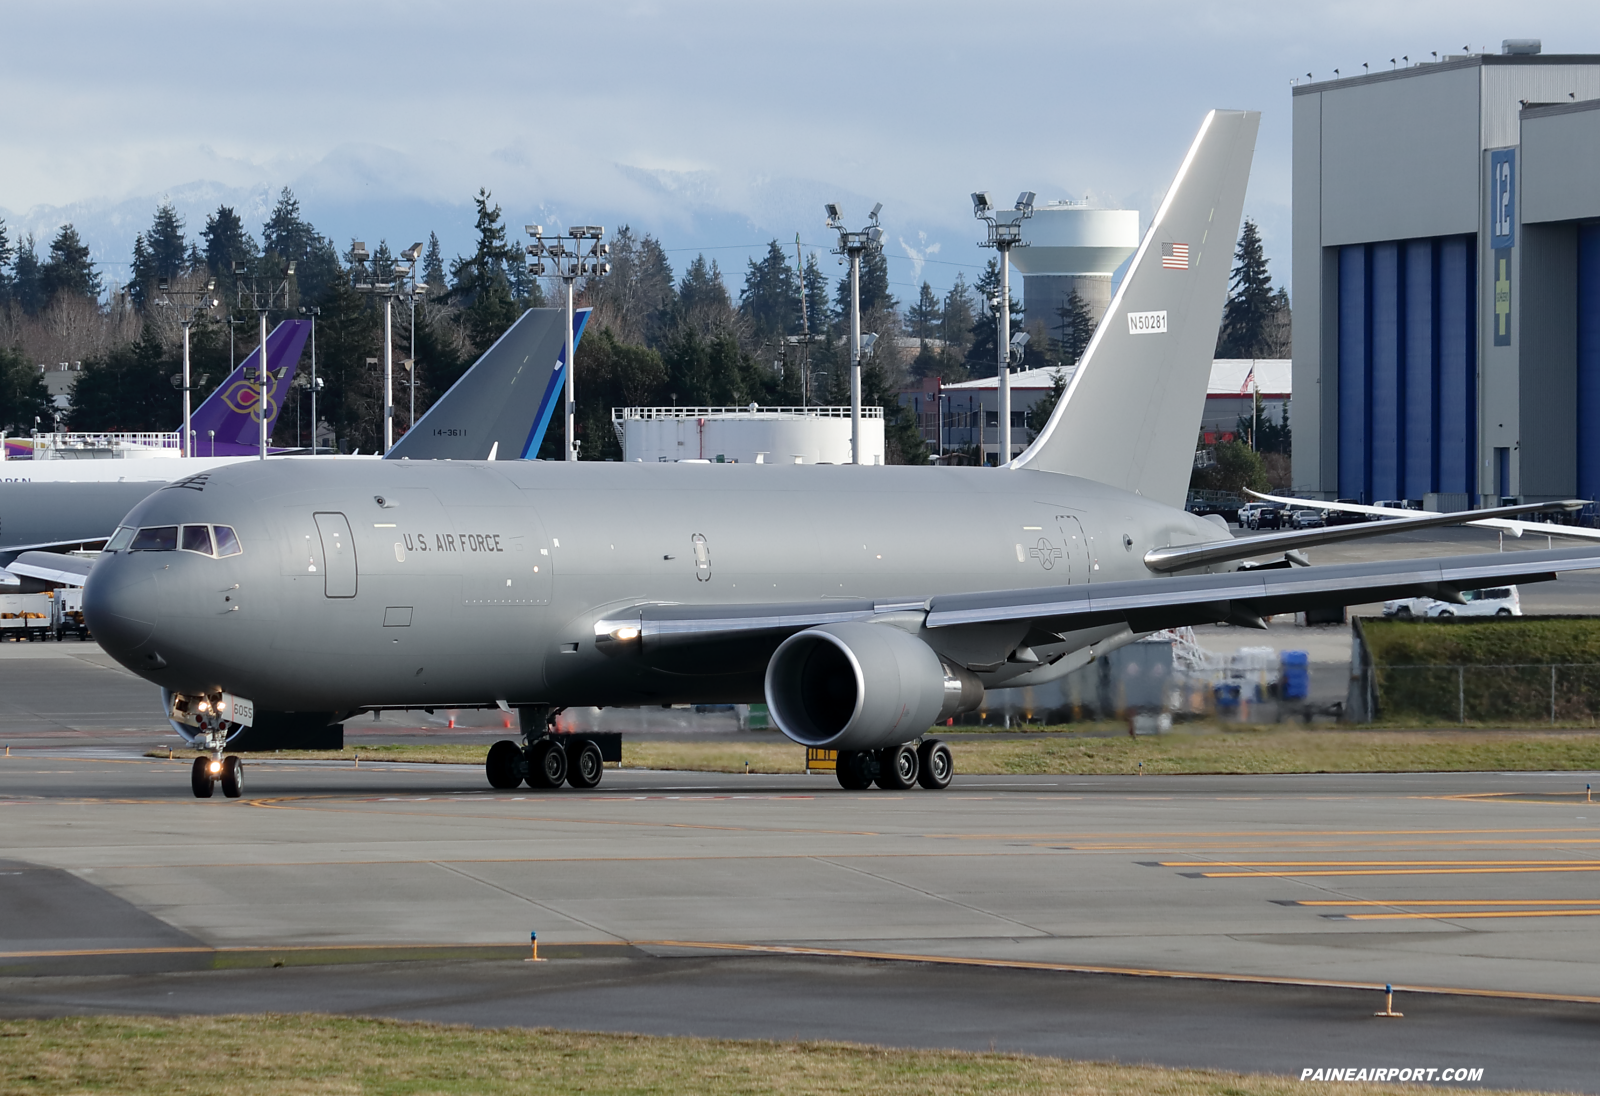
[85, 110, 1600, 799]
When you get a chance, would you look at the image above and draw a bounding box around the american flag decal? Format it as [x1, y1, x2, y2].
[1161, 242, 1190, 270]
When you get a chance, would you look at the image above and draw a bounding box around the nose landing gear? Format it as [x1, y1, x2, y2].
[189, 754, 244, 799]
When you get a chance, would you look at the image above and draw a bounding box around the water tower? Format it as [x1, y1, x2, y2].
[1007, 204, 1140, 339]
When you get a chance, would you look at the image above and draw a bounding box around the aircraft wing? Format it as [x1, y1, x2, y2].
[597, 548, 1600, 652]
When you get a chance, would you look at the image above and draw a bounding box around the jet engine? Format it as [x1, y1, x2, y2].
[764, 622, 984, 751]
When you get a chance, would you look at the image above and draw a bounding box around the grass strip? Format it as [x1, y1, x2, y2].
[0, 1014, 1550, 1096]
[149, 729, 1600, 776]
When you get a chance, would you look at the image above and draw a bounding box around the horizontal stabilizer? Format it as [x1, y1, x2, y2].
[1145, 499, 1581, 572]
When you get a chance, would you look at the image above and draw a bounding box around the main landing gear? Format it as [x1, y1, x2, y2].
[485, 706, 606, 791]
[191, 754, 243, 799]
[835, 739, 952, 792]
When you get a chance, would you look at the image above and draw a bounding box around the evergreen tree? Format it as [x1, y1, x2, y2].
[800, 252, 830, 335]
[834, 246, 895, 316]
[738, 240, 801, 337]
[860, 358, 926, 465]
[11, 234, 45, 315]
[0, 219, 11, 305]
[40, 224, 102, 303]
[967, 258, 1022, 376]
[128, 203, 187, 309]
[1052, 288, 1096, 366]
[1216, 218, 1279, 358]
[940, 274, 974, 360]
[201, 206, 259, 310]
[534, 326, 670, 460]
[67, 326, 180, 431]
[674, 255, 737, 334]
[1026, 368, 1069, 439]
[421, 232, 446, 295]
[0, 345, 52, 434]
[261, 188, 342, 304]
[907, 282, 941, 344]
[587, 226, 675, 346]
[449, 190, 521, 358]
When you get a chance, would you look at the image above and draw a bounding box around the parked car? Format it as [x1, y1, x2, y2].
[1252, 505, 1285, 530]
[1325, 498, 1371, 526]
[1383, 586, 1522, 618]
[1290, 509, 1325, 529]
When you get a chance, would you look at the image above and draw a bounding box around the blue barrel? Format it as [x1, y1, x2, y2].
[1280, 650, 1310, 700]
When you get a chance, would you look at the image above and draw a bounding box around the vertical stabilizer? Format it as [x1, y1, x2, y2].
[1013, 110, 1259, 507]
[186, 320, 311, 456]
[386, 307, 590, 461]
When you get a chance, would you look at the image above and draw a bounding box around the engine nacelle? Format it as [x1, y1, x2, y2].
[764, 622, 984, 751]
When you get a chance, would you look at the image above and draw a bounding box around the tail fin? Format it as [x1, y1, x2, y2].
[1013, 109, 1259, 507]
[386, 306, 590, 461]
[185, 320, 311, 456]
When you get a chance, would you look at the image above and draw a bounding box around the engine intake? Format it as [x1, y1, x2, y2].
[764, 622, 984, 751]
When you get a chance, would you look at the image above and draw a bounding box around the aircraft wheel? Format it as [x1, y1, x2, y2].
[220, 756, 244, 798]
[567, 739, 604, 789]
[876, 744, 919, 790]
[485, 740, 523, 789]
[191, 756, 216, 799]
[916, 740, 953, 790]
[527, 739, 568, 789]
[835, 749, 875, 790]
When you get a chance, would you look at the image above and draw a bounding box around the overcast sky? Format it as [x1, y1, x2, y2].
[2, 0, 1593, 301]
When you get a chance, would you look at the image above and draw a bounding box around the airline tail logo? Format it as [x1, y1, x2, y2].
[218, 378, 278, 423]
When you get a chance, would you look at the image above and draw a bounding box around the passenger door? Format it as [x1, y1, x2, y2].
[313, 512, 358, 598]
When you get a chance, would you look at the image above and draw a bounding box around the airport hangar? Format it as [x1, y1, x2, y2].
[1291, 42, 1600, 510]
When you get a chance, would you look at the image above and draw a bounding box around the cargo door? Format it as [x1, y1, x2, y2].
[313, 512, 358, 598]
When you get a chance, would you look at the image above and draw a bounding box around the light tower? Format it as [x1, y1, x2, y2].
[973, 190, 1035, 465]
[526, 225, 610, 461]
[350, 242, 424, 454]
[155, 276, 219, 456]
[233, 259, 296, 459]
[825, 201, 885, 465]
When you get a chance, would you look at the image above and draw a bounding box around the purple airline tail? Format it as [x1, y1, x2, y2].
[185, 320, 312, 456]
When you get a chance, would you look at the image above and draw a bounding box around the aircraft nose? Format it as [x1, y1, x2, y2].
[84, 566, 159, 655]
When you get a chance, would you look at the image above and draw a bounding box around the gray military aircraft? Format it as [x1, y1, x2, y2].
[84, 109, 1600, 799]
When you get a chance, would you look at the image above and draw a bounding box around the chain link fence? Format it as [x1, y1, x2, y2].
[1375, 664, 1600, 724]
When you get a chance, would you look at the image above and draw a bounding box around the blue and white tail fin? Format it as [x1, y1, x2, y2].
[1013, 110, 1259, 508]
[386, 307, 590, 461]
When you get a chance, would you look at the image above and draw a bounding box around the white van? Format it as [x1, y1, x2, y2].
[1383, 586, 1522, 619]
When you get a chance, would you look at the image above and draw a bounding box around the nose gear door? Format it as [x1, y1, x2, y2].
[313, 512, 358, 598]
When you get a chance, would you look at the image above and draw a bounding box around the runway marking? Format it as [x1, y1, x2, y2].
[0, 946, 213, 959]
[1336, 909, 1600, 921]
[638, 940, 1600, 1007]
[1293, 899, 1600, 906]
[1157, 859, 1600, 867]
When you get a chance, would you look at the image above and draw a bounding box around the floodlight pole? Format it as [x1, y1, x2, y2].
[350, 242, 422, 455]
[156, 279, 218, 457]
[826, 203, 884, 465]
[300, 306, 320, 453]
[974, 192, 1034, 466]
[235, 261, 296, 460]
[527, 225, 610, 461]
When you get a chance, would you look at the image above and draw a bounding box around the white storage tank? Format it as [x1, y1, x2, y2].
[1008, 204, 1141, 336]
[613, 406, 885, 465]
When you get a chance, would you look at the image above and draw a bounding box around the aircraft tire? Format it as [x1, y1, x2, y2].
[916, 740, 953, 790]
[220, 756, 244, 799]
[485, 740, 523, 790]
[567, 739, 604, 789]
[876, 744, 919, 790]
[835, 750, 874, 790]
[527, 739, 568, 789]
[191, 757, 215, 799]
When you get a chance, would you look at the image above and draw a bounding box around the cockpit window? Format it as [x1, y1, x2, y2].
[213, 525, 242, 557]
[105, 526, 136, 553]
[181, 524, 214, 555]
[130, 526, 178, 552]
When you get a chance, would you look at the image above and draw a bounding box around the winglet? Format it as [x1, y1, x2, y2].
[1013, 110, 1260, 507]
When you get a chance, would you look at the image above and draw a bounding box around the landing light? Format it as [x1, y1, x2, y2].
[209, 761, 222, 774]
[612, 626, 641, 642]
